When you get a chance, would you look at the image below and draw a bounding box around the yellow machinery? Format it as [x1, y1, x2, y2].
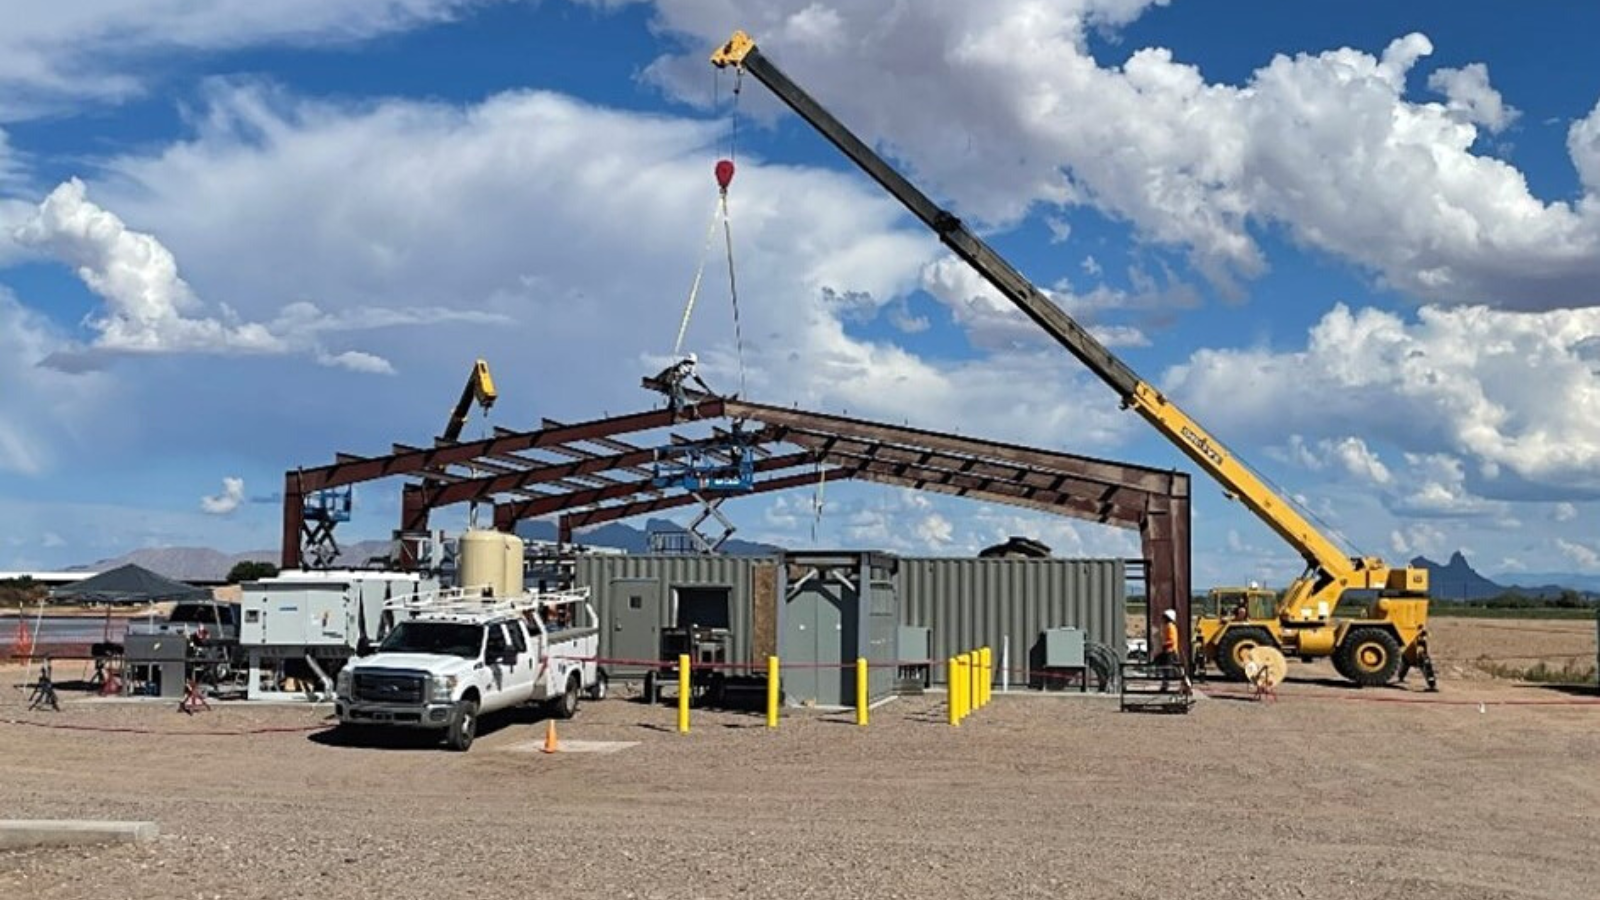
[712, 31, 1435, 689]
[440, 359, 497, 443]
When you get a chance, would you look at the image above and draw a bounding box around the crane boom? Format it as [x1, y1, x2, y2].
[441, 359, 498, 444]
[712, 32, 1427, 624]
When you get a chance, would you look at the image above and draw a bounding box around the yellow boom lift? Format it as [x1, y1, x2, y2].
[440, 359, 497, 444]
[712, 31, 1435, 689]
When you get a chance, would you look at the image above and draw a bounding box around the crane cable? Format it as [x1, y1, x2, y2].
[671, 67, 748, 398]
[810, 459, 826, 544]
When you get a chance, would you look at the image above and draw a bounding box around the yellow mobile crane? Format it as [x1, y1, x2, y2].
[440, 359, 497, 443]
[712, 31, 1434, 689]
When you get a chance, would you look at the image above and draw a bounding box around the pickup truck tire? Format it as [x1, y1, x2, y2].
[445, 698, 478, 751]
[550, 674, 581, 720]
[586, 671, 608, 701]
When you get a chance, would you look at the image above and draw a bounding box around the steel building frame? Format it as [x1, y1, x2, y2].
[281, 389, 1191, 631]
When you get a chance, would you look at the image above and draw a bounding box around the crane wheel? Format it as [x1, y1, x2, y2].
[1331, 649, 1355, 681]
[1337, 629, 1402, 687]
[1215, 628, 1275, 682]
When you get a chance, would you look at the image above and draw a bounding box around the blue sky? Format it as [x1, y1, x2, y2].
[3, 1, 1599, 588]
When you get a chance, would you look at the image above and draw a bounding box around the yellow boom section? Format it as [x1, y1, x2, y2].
[441, 358, 497, 443]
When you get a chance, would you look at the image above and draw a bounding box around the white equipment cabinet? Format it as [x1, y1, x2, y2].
[239, 570, 436, 700]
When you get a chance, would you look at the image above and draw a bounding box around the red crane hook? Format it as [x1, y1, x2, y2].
[714, 158, 735, 192]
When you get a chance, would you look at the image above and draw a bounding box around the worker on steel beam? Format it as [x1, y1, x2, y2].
[655, 352, 714, 413]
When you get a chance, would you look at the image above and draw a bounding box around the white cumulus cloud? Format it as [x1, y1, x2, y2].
[1427, 63, 1519, 133]
[0, 0, 489, 119]
[14, 179, 285, 366]
[11, 178, 499, 374]
[201, 476, 245, 515]
[1555, 538, 1600, 571]
[1164, 303, 1600, 499]
[639, 1, 1600, 308]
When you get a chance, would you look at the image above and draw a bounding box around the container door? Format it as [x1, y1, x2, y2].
[782, 578, 854, 707]
[608, 579, 663, 676]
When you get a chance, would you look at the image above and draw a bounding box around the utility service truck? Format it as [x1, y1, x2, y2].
[335, 586, 604, 751]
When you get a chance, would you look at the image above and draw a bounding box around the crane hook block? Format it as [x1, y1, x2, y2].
[715, 159, 736, 192]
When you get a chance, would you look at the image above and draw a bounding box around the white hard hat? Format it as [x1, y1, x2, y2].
[685, 352, 697, 364]
[1163, 609, 1177, 622]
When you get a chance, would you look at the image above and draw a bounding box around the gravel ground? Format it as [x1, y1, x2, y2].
[3, 671, 1599, 900]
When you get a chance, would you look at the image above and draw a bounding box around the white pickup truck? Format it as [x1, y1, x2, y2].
[334, 587, 604, 751]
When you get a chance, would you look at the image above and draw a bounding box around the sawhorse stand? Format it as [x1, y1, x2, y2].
[28, 659, 60, 712]
[178, 679, 211, 715]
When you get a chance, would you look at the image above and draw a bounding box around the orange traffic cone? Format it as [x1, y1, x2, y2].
[541, 719, 560, 754]
[14, 620, 33, 659]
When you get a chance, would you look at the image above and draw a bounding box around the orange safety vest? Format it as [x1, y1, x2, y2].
[1161, 621, 1180, 655]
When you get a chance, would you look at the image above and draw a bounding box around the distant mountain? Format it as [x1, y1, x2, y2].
[1411, 551, 1505, 600]
[1408, 551, 1600, 600]
[516, 517, 780, 556]
[1495, 572, 1600, 596]
[69, 540, 394, 583]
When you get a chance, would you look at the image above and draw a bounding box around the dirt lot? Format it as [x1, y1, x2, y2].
[3, 662, 1599, 900]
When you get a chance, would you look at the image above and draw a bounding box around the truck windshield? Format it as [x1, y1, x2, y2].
[377, 622, 483, 659]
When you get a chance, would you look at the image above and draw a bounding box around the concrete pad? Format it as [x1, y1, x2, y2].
[504, 739, 639, 755]
[0, 820, 159, 851]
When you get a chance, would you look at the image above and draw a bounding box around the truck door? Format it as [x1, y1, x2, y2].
[483, 623, 521, 703]
[499, 620, 538, 701]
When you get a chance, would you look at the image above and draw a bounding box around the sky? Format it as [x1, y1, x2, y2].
[2, 0, 1599, 589]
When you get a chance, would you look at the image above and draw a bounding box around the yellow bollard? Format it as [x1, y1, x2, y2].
[957, 653, 971, 722]
[967, 650, 978, 713]
[948, 655, 961, 726]
[966, 650, 978, 715]
[980, 647, 991, 707]
[856, 657, 869, 726]
[766, 655, 780, 729]
[977, 647, 986, 708]
[677, 653, 691, 734]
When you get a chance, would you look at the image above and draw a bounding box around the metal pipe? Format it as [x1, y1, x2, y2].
[1001, 635, 1010, 694]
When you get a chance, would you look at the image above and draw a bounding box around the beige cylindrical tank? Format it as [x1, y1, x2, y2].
[459, 530, 525, 598]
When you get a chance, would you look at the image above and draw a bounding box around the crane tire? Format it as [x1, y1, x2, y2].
[1331, 648, 1356, 681]
[1215, 628, 1275, 682]
[1337, 628, 1402, 687]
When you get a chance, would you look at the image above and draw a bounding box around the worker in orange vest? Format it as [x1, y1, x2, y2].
[1157, 608, 1191, 693]
[1157, 609, 1181, 664]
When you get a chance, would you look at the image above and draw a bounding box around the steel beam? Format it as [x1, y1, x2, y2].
[727, 399, 1179, 494]
[492, 451, 816, 529]
[781, 432, 1151, 519]
[281, 475, 305, 570]
[403, 426, 786, 512]
[293, 402, 726, 493]
[554, 467, 857, 531]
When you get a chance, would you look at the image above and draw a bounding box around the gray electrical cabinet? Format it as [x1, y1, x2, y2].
[898, 626, 931, 662]
[1043, 626, 1085, 668]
